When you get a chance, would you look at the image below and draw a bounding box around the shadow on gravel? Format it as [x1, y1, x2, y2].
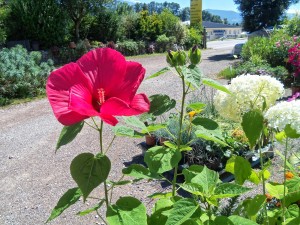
[207, 53, 233, 61]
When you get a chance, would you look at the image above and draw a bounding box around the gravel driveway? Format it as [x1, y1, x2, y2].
[0, 47, 239, 225]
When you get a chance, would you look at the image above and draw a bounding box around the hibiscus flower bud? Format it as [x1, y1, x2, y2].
[166, 50, 176, 67]
[189, 45, 202, 65]
[176, 50, 187, 66]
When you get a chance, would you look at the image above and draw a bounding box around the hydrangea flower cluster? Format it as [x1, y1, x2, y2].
[264, 100, 300, 134]
[214, 74, 284, 121]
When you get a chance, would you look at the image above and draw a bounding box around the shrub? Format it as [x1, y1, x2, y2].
[116, 40, 139, 56]
[241, 37, 271, 62]
[217, 66, 237, 79]
[0, 45, 54, 105]
[185, 27, 202, 49]
[285, 15, 300, 36]
[155, 34, 169, 53]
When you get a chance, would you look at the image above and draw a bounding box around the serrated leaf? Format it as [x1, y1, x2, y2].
[165, 198, 199, 225]
[225, 156, 252, 185]
[241, 110, 264, 149]
[284, 124, 300, 138]
[182, 165, 204, 183]
[202, 78, 231, 94]
[141, 124, 166, 134]
[46, 187, 82, 222]
[182, 65, 202, 89]
[228, 215, 258, 225]
[195, 128, 228, 147]
[187, 102, 206, 111]
[245, 195, 266, 217]
[56, 122, 84, 151]
[192, 117, 219, 130]
[147, 67, 170, 79]
[266, 182, 286, 199]
[123, 116, 147, 130]
[148, 198, 174, 225]
[148, 192, 173, 199]
[191, 166, 219, 195]
[122, 164, 159, 179]
[214, 216, 234, 225]
[180, 183, 204, 196]
[113, 125, 144, 138]
[70, 153, 111, 201]
[144, 146, 182, 174]
[107, 197, 147, 225]
[214, 183, 251, 198]
[148, 94, 176, 116]
[77, 200, 104, 216]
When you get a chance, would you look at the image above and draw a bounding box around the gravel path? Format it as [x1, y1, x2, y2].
[0, 47, 253, 225]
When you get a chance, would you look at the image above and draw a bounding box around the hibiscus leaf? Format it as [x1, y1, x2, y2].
[147, 67, 170, 79]
[46, 187, 82, 223]
[77, 200, 105, 216]
[123, 116, 147, 131]
[202, 78, 231, 94]
[70, 153, 111, 201]
[112, 125, 144, 138]
[56, 121, 84, 152]
[182, 65, 202, 89]
[148, 94, 176, 116]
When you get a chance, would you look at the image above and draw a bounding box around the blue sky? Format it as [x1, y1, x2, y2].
[130, 0, 300, 13]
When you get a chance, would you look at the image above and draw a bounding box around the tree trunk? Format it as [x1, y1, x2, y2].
[75, 20, 81, 42]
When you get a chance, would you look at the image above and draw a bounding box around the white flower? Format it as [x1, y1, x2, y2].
[214, 74, 284, 121]
[264, 100, 300, 134]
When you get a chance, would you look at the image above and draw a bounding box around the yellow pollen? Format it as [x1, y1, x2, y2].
[98, 88, 105, 105]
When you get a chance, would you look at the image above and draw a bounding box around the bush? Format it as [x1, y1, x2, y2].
[217, 66, 237, 79]
[185, 27, 202, 49]
[155, 34, 169, 53]
[116, 40, 140, 56]
[0, 45, 54, 105]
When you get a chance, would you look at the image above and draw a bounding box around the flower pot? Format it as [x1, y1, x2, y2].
[159, 137, 168, 146]
[291, 83, 300, 95]
[145, 135, 156, 146]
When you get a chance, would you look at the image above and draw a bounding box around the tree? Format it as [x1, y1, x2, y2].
[0, 0, 9, 44]
[180, 7, 190, 21]
[202, 10, 223, 23]
[234, 0, 300, 32]
[59, 0, 111, 41]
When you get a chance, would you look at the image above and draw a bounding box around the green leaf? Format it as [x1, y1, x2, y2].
[141, 123, 166, 134]
[107, 180, 132, 186]
[144, 146, 182, 174]
[241, 110, 264, 149]
[70, 153, 111, 201]
[191, 166, 219, 195]
[275, 131, 286, 142]
[192, 117, 219, 130]
[187, 102, 206, 111]
[56, 122, 84, 151]
[228, 215, 258, 225]
[147, 67, 170, 79]
[180, 183, 204, 196]
[107, 197, 147, 225]
[285, 190, 300, 206]
[113, 125, 144, 138]
[245, 195, 266, 217]
[202, 78, 231, 94]
[148, 192, 173, 199]
[165, 198, 200, 225]
[46, 187, 82, 222]
[286, 217, 300, 225]
[182, 65, 202, 89]
[284, 124, 300, 138]
[286, 176, 300, 193]
[77, 200, 104, 216]
[122, 164, 159, 179]
[214, 216, 234, 225]
[148, 94, 176, 116]
[181, 219, 199, 225]
[148, 198, 174, 225]
[195, 127, 228, 147]
[266, 182, 286, 199]
[285, 204, 299, 219]
[225, 156, 252, 185]
[213, 183, 251, 198]
[123, 116, 147, 130]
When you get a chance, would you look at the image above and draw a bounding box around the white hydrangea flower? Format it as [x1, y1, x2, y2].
[264, 100, 300, 134]
[214, 74, 284, 121]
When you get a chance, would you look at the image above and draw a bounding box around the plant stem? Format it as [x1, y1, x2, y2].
[172, 73, 186, 197]
[282, 137, 289, 223]
[96, 210, 108, 225]
[99, 121, 110, 211]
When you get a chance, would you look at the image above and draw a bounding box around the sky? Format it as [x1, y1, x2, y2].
[129, 0, 300, 13]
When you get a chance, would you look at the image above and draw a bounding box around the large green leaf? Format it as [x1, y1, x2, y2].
[285, 190, 300, 207]
[284, 124, 300, 138]
[213, 183, 251, 198]
[141, 124, 166, 134]
[182, 65, 202, 89]
[202, 78, 231, 94]
[123, 116, 147, 130]
[195, 127, 228, 147]
[214, 216, 234, 225]
[70, 153, 111, 201]
[122, 164, 159, 179]
[286, 176, 300, 192]
[148, 94, 176, 116]
[107, 197, 147, 225]
[245, 195, 266, 217]
[192, 117, 219, 130]
[112, 125, 144, 138]
[181, 219, 200, 225]
[228, 215, 258, 225]
[191, 166, 219, 195]
[180, 183, 204, 196]
[56, 122, 84, 151]
[144, 146, 182, 174]
[148, 198, 174, 225]
[241, 110, 263, 149]
[187, 102, 206, 111]
[225, 156, 252, 185]
[266, 182, 286, 199]
[147, 67, 170, 79]
[165, 198, 199, 225]
[46, 187, 82, 223]
[182, 165, 204, 183]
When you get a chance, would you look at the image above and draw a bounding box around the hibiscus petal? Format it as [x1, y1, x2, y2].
[108, 61, 146, 103]
[76, 48, 127, 97]
[99, 113, 118, 126]
[46, 63, 94, 125]
[100, 95, 150, 116]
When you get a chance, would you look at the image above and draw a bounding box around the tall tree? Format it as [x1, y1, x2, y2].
[59, 0, 111, 41]
[234, 0, 300, 32]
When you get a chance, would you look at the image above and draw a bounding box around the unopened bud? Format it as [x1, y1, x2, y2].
[166, 50, 175, 67]
[189, 45, 202, 65]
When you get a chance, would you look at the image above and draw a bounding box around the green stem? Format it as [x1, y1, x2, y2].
[172, 73, 186, 197]
[99, 121, 110, 211]
[96, 210, 108, 225]
[282, 138, 289, 223]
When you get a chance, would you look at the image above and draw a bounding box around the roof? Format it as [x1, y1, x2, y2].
[203, 21, 241, 28]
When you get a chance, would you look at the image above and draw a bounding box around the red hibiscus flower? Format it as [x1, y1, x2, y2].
[47, 48, 150, 126]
